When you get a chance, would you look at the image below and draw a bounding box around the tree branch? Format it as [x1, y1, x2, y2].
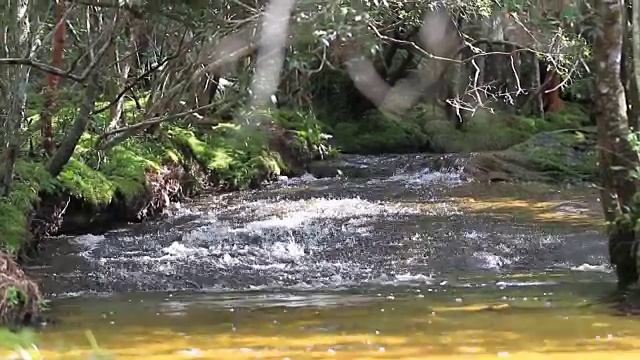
[92, 53, 180, 115]
[0, 13, 119, 84]
[0, 58, 83, 82]
[99, 102, 221, 140]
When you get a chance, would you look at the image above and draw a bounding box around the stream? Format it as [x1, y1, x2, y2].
[18, 154, 640, 359]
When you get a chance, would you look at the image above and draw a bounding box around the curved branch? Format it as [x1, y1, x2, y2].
[0, 58, 82, 82]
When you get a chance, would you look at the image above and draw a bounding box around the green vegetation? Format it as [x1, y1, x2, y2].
[326, 103, 591, 155]
[0, 329, 111, 359]
[0, 102, 333, 255]
[330, 109, 431, 154]
[467, 128, 597, 183]
[0, 0, 618, 325]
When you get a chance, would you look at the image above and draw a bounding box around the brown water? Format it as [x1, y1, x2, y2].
[22, 274, 640, 359]
[19, 154, 638, 359]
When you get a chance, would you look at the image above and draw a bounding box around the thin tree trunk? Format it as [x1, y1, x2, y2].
[0, 0, 33, 196]
[594, 0, 640, 290]
[631, 0, 640, 130]
[39, 0, 66, 156]
[107, 14, 142, 131]
[46, 7, 104, 177]
[46, 74, 99, 177]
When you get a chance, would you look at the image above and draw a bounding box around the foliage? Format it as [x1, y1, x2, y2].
[57, 159, 115, 206]
[0, 203, 30, 254]
[266, 108, 336, 159]
[331, 109, 430, 154]
[0, 328, 37, 350]
[168, 124, 286, 190]
[100, 140, 163, 201]
[0, 161, 57, 252]
[325, 103, 589, 154]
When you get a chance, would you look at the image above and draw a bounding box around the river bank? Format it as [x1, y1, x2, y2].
[0, 104, 598, 328]
[0, 116, 330, 327]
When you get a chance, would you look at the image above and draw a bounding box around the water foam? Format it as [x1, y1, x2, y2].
[34, 154, 609, 294]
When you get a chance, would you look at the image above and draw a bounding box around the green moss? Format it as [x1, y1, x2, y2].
[331, 110, 429, 154]
[507, 128, 597, 181]
[57, 159, 115, 206]
[267, 108, 336, 159]
[168, 125, 285, 190]
[420, 103, 589, 153]
[468, 128, 597, 183]
[422, 116, 535, 153]
[543, 102, 591, 128]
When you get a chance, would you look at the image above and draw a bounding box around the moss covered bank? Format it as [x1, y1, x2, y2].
[0, 109, 333, 326]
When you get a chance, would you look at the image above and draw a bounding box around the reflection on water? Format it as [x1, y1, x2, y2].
[26, 272, 640, 359]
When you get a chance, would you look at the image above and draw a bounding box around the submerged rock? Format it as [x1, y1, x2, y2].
[309, 153, 471, 179]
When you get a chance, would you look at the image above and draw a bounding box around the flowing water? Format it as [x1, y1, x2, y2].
[16, 154, 640, 359]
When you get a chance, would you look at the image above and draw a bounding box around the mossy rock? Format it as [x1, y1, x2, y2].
[466, 127, 597, 183]
[421, 103, 590, 153]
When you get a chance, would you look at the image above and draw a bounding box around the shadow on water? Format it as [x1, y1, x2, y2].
[18, 154, 636, 359]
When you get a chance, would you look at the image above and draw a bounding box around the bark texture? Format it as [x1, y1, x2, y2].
[594, 0, 640, 290]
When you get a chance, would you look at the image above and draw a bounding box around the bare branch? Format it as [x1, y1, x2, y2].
[0, 58, 83, 82]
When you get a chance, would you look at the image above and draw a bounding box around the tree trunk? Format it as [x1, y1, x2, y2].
[0, 0, 33, 196]
[46, 7, 103, 177]
[107, 28, 133, 131]
[630, 0, 640, 130]
[543, 70, 565, 112]
[46, 74, 99, 177]
[594, 0, 640, 290]
[39, 0, 66, 156]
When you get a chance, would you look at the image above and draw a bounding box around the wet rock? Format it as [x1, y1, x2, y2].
[308, 159, 374, 178]
[265, 123, 310, 176]
[309, 153, 470, 179]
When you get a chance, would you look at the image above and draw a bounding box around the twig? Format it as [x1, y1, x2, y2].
[92, 53, 181, 115]
[99, 102, 220, 139]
